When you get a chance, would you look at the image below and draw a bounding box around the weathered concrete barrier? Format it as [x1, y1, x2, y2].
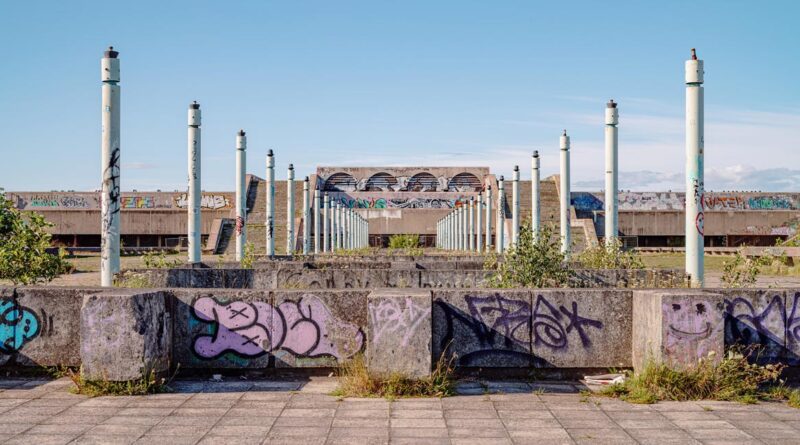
[2, 286, 797, 380]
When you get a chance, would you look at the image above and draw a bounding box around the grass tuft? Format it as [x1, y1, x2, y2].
[331, 354, 455, 399]
[64, 365, 176, 397]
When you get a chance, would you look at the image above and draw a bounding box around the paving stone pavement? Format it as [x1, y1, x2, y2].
[1, 377, 800, 444]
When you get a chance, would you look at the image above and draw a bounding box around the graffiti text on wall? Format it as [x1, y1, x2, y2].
[334, 196, 469, 209]
[0, 298, 41, 354]
[369, 297, 429, 347]
[571, 192, 799, 212]
[174, 194, 232, 210]
[191, 295, 363, 361]
[27, 195, 93, 209]
[121, 196, 155, 209]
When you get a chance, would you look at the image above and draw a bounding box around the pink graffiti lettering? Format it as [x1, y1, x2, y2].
[369, 298, 429, 347]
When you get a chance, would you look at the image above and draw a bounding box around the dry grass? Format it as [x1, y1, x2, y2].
[56, 365, 175, 397]
[332, 354, 455, 399]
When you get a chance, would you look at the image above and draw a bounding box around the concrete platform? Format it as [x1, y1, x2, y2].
[0, 377, 799, 444]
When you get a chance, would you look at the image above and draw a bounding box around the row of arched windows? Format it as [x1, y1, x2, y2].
[323, 172, 483, 192]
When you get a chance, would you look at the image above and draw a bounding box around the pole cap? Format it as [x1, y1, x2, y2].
[607, 99, 617, 108]
[104, 46, 119, 58]
[288, 163, 294, 169]
[238, 129, 245, 136]
[267, 149, 273, 157]
[514, 165, 519, 172]
[533, 150, 539, 158]
[189, 101, 200, 110]
[304, 176, 309, 182]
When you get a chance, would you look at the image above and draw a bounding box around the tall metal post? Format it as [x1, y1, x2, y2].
[336, 203, 343, 250]
[496, 176, 505, 254]
[235, 130, 247, 261]
[187, 101, 202, 264]
[605, 100, 619, 247]
[476, 193, 483, 253]
[560, 131, 571, 255]
[302, 177, 310, 255]
[485, 186, 492, 249]
[286, 164, 295, 254]
[512, 165, 520, 246]
[100, 47, 121, 286]
[331, 200, 338, 250]
[685, 48, 705, 287]
[531, 151, 540, 240]
[323, 193, 330, 253]
[313, 188, 321, 254]
[468, 197, 475, 251]
[265, 150, 275, 257]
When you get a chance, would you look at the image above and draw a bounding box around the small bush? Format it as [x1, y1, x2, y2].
[114, 273, 152, 288]
[142, 250, 181, 269]
[577, 238, 644, 270]
[240, 241, 256, 269]
[486, 223, 571, 288]
[600, 349, 784, 404]
[388, 234, 420, 249]
[332, 354, 454, 399]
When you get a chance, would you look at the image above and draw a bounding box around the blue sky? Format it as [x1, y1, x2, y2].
[1, 0, 799, 192]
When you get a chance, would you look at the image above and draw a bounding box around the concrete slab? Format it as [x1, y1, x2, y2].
[367, 289, 432, 378]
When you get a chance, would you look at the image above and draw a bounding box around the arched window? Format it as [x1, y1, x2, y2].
[365, 172, 397, 192]
[323, 173, 357, 192]
[448, 173, 483, 192]
[407, 173, 438, 192]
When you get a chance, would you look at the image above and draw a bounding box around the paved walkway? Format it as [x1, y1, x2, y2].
[1, 377, 799, 444]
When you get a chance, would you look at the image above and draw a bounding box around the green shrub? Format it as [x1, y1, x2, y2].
[486, 223, 571, 288]
[142, 250, 181, 269]
[0, 195, 70, 284]
[577, 238, 644, 270]
[240, 241, 256, 269]
[388, 234, 420, 249]
[332, 354, 454, 399]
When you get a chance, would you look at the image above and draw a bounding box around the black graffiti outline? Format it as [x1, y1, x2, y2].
[0, 294, 42, 354]
[533, 295, 603, 350]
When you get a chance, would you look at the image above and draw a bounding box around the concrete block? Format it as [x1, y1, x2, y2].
[275, 268, 331, 289]
[253, 269, 276, 290]
[0, 288, 87, 367]
[432, 290, 531, 367]
[333, 269, 388, 289]
[173, 289, 272, 369]
[532, 290, 631, 368]
[272, 290, 367, 367]
[223, 269, 253, 288]
[633, 290, 724, 371]
[720, 289, 792, 364]
[80, 290, 171, 381]
[367, 289, 432, 378]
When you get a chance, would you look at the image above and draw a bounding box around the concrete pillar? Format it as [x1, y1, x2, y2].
[323, 193, 330, 253]
[531, 151, 540, 240]
[302, 177, 310, 255]
[187, 102, 202, 264]
[496, 176, 505, 254]
[332, 200, 338, 251]
[100, 47, 121, 286]
[512, 165, 520, 247]
[313, 188, 320, 254]
[235, 130, 247, 262]
[286, 164, 295, 255]
[468, 197, 475, 251]
[367, 289, 432, 378]
[560, 131, 571, 256]
[336, 203, 343, 250]
[476, 192, 483, 253]
[485, 186, 492, 250]
[605, 100, 619, 247]
[265, 150, 275, 257]
[685, 48, 705, 287]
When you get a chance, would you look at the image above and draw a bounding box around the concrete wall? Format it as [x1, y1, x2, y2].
[2, 287, 799, 374]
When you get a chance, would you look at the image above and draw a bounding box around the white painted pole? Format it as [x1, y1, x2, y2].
[313, 188, 320, 254]
[100, 46, 121, 286]
[685, 48, 705, 287]
[468, 197, 475, 251]
[560, 130, 571, 256]
[496, 176, 505, 254]
[531, 151, 540, 240]
[485, 186, 492, 250]
[302, 177, 310, 255]
[265, 150, 275, 257]
[605, 100, 619, 247]
[336, 203, 343, 250]
[512, 165, 520, 246]
[286, 164, 295, 255]
[331, 200, 338, 251]
[449, 212, 455, 250]
[323, 193, 330, 253]
[476, 193, 483, 253]
[235, 130, 247, 261]
[187, 101, 202, 264]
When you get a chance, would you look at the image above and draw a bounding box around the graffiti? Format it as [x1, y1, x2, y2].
[749, 196, 794, 210]
[532, 295, 603, 349]
[696, 212, 704, 236]
[571, 193, 603, 212]
[703, 195, 744, 211]
[121, 196, 155, 209]
[0, 297, 41, 354]
[174, 194, 231, 210]
[191, 295, 364, 361]
[617, 192, 683, 211]
[663, 298, 723, 362]
[724, 293, 800, 363]
[235, 216, 244, 235]
[336, 197, 387, 209]
[101, 146, 121, 262]
[586, 192, 799, 212]
[369, 297, 429, 347]
[28, 195, 59, 207]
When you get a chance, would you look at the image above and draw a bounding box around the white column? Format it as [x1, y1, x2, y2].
[331, 200, 338, 251]
[235, 130, 247, 261]
[265, 150, 275, 257]
[187, 101, 202, 264]
[685, 48, 705, 287]
[302, 177, 310, 255]
[286, 164, 295, 255]
[468, 197, 475, 251]
[485, 186, 492, 250]
[476, 192, 483, 253]
[336, 203, 343, 250]
[313, 188, 320, 254]
[605, 100, 619, 247]
[100, 47, 121, 286]
[323, 193, 330, 253]
[496, 176, 505, 254]
[512, 165, 520, 246]
[531, 151, 540, 240]
[560, 131, 571, 255]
